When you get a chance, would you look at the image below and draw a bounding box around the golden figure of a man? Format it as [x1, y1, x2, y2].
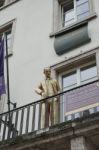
[35, 67, 60, 128]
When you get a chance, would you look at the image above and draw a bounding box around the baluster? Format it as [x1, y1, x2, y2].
[38, 102, 42, 130]
[0, 115, 2, 132]
[57, 95, 60, 124]
[45, 100, 49, 128]
[19, 108, 24, 135]
[7, 111, 13, 139]
[25, 106, 30, 134]
[31, 104, 36, 132]
[12, 110, 19, 138]
[51, 98, 54, 126]
[2, 114, 8, 140]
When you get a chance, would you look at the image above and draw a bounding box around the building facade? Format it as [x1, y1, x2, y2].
[0, 0, 99, 149]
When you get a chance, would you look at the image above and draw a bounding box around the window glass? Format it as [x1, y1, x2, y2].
[0, 28, 12, 55]
[62, 0, 75, 26]
[62, 71, 77, 90]
[76, 2, 89, 16]
[61, 0, 90, 27]
[6, 31, 12, 53]
[63, 9, 75, 24]
[62, 63, 97, 91]
[63, 1, 74, 12]
[80, 64, 97, 82]
[76, 0, 89, 6]
[77, 11, 89, 20]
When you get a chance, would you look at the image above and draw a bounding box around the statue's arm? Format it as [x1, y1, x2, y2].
[35, 83, 43, 95]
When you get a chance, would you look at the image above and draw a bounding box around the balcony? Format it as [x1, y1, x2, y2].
[0, 80, 99, 145]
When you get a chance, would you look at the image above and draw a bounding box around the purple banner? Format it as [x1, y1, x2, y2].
[0, 38, 6, 95]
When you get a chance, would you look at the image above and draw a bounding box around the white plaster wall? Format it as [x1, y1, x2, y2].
[0, 0, 99, 108]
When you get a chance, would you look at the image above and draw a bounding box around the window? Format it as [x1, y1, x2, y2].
[62, 63, 97, 91]
[61, 0, 90, 27]
[0, 20, 15, 113]
[52, 0, 95, 33]
[51, 53, 99, 121]
[0, 23, 13, 56]
[60, 58, 97, 121]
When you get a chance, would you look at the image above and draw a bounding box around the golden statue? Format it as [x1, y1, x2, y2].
[35, 67, 60, 128]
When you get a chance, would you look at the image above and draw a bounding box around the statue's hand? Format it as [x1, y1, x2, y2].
[41, 92, 47, 98]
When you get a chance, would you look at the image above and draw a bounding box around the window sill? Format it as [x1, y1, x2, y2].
[0, 0, 21, 11]
[49, 12, 97, 38]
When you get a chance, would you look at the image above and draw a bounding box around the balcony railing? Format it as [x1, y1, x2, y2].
[0, 80, 99, 141]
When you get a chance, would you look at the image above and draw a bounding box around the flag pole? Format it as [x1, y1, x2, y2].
[4, 33, 11, 122]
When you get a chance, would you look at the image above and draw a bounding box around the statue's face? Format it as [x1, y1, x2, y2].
[44, 69, 51, 78]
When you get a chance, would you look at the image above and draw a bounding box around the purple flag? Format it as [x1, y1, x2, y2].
[0, 38, 6, 95]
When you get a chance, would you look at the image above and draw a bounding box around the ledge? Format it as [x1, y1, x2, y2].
[50, 13, 97, 38]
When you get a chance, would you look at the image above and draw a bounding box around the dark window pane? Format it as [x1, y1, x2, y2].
[63, 0, 74, 13]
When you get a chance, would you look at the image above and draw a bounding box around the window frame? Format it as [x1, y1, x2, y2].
[51, 0, 96, 35]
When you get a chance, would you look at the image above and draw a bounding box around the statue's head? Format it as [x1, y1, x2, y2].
[43, 67, 51, 79]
